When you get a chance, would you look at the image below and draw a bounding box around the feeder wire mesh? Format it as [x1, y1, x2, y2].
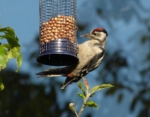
[37, 0, 78, 66]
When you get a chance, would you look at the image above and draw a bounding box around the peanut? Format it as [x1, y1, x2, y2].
[40, 15, 76, 43]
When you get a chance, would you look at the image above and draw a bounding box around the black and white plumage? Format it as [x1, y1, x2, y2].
[36, 28, 108, 89]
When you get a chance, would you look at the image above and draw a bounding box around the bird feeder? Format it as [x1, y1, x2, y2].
[37, 0, 78, 66]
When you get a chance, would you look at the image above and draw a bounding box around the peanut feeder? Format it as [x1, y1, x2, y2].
[37, 0, 78, 66]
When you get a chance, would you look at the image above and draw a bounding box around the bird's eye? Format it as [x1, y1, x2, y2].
[93, 32, 96, 35]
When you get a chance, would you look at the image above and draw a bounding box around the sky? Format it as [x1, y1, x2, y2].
[0, 0, 150, 117]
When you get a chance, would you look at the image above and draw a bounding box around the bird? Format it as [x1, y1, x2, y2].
[36, 28, 108, 89]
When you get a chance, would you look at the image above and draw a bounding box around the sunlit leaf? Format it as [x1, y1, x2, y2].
[0, 46, 8, 69]
[91, 84, 114, 94]
[78, 82, 86, 96]
[77, 93, 85, 99]
[85, 101, 98, 108]
[0, 27, 22, 71]
[7, 46, 22, 70]
[78, 82, 82, 89]
[16, 54, 22, 71]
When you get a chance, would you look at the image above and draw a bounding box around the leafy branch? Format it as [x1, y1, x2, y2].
[69, 77, 114, 117]
[0, 26, 22, 90]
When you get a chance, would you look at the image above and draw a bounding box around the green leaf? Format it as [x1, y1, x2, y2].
[0, 27, 22, 71]
[0, 26, 22, 91]
[1, 44, 11, 50]
[85, 101, 98, 108]
[0, 77, 4, 90]
[91, 84, 114, 94]
[1, 34, 20, 47]
[77, 93, 85, 99]
[78, 82, 86, 96]
[7, 47, 18, 59]
[0, 83, 4, 90]
[7, 46, 22, 70]
[0, 46, 8, 69]
[16, 54, 22, 70]
[0, 27, 20, 49]
[0, 27, 15, 38]
[78, 82, 82, 89]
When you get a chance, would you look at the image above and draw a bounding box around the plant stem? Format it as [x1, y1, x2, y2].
[74, 110, 78, 116]
[77, 94, 90, 117]
[77, 102, 86, 117]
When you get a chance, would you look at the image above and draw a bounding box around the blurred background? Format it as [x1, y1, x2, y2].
[0, 0, 150, 117]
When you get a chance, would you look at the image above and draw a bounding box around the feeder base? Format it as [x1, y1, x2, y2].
[37, 39, 79, 66]
[37, 54, 78, 66]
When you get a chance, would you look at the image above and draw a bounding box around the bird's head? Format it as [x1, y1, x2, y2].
[81, 28, 108, 43]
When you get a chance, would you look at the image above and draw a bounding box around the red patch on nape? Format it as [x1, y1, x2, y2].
[93, 28, 104, 32]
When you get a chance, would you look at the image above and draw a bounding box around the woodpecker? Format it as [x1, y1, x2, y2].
[36, 28, 108, 89]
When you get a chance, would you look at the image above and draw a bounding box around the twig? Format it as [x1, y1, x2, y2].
[69, 77, 114, 117]
[74, 110, 78, 116]
[77, 94, 90, 117]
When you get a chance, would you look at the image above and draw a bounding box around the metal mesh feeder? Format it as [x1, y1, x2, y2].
[37, 0, 78, 66]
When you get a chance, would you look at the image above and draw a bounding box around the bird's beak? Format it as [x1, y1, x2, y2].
[80, 34, 91, 39]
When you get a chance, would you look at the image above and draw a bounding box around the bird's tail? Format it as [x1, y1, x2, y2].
[36, 64, 77, 78]
[61, 77, 75, 89]
[36, 68, 66, 78]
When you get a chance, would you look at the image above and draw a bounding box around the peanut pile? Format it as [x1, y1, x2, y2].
[40, 15, 76, 45]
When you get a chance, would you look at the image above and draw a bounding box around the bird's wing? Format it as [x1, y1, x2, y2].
[87, 47, 105, 71]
